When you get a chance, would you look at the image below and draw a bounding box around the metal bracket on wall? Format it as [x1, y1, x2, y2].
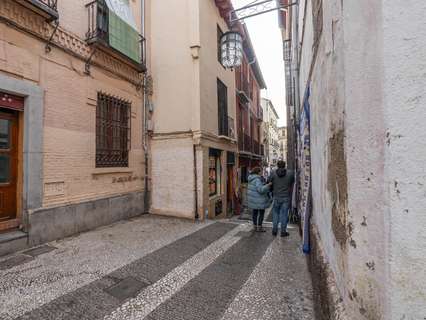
[230, 0, 298, 23]
[84, 48, 97, 75]
[45, 20, 60, 53]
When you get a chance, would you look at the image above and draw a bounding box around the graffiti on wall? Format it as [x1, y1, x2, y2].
[298, 86, 312, 254]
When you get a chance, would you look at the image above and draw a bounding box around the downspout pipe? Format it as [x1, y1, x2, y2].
[292, 1, 301, 172]
[193, 145, 199, 221]
[141, 0, 150, 213]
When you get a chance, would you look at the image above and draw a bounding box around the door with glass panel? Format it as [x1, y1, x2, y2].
[0, 110, 18, 227]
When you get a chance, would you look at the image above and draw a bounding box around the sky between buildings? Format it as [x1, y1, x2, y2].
[231, 0, 287, 126]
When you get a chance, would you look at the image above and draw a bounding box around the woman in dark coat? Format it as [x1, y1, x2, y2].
[247, 167, 272, 232]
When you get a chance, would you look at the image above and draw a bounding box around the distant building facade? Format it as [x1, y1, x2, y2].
[261, 98, 280, 166]
[278, 126, 287, 162]
[235, 25, 267, 185]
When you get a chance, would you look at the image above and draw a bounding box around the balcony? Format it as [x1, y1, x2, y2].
[237, 132, 262, 157]
[236, 69, 251, 104]
[86, 0, 145, 72]
[228, 117, 236, 140]
[16, 0, 59, 21]
[252, 140, 260, 155]
[219, 116, 235, 140]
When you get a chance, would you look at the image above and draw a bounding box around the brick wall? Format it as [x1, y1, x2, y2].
[0, 20, 145, 210]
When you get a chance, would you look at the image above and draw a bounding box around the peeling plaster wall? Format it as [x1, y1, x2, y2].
[150, 137, 195, 219]
[342, 1, 386, 318]
[299, 0, 426, 319]
[382, 1, 426, 318]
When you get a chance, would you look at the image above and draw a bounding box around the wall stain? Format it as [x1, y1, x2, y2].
[366, 261, 375, 271]
[328, 126, 349, 246]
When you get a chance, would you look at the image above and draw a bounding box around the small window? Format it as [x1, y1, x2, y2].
[217, 79, 228, 136]
[217, 25, 224, 65]
[209, 149, 222, 196]
[96, 92, 131, 168]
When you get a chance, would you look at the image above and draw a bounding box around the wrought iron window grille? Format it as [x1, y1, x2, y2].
[96, 92, 131, 168]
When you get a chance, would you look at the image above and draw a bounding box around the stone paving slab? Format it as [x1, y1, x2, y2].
[0, 254, 33, 271]
[104, 277, 149, 302]
[22, 245, 57, 258]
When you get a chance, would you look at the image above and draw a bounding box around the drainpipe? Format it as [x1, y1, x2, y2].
[141, 0, 150, 213]
[292, 1, 301, 172]
[193, 145, 199, 220]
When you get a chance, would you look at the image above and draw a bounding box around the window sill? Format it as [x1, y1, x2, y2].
[92, 168, 133, 176]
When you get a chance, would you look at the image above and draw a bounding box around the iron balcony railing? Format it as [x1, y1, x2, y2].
[238, 130, 244, 150]
[86, 0, 145, 71]
[243, 133, 252, 153]
[219, 116, 235, 139]
[228, 116, 236, 139]
[17, 0, 59, 20]
[252, 140, 260, 155]
[236, 68, 251, 104]
[237, 132, 263, 156]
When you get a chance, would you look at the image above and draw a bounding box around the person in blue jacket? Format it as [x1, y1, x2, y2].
[247, 167, 272, 232]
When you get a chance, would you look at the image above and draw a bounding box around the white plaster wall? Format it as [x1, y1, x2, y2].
[199, 0, 236, 135]
[342, 1, 387, 318]
[300, 0, 426, 318]
[150, 0, 199, 133]
[299, 0, 388, 318]
[382, 1, 426, 318]
[150, 138, 195, 219]
[298, 0, 313, 99]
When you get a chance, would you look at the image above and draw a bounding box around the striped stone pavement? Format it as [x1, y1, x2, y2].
[0, 215, 314, 320]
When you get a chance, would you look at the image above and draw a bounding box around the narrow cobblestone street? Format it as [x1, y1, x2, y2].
[0, 215, 314, 320]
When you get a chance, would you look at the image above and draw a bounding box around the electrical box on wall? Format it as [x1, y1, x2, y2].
[148, 101, 154, 113]
[147, 119, 154, 132]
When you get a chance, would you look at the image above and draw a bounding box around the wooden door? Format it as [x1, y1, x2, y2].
[0, 110, 18, 228]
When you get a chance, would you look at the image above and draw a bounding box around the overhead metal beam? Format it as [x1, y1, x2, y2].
[230, 0, 298, 23]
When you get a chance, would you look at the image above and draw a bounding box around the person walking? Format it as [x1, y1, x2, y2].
[268, 161, 295, 237]
[247, 167, 272, 232]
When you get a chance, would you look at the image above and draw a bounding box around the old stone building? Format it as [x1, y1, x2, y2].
[278, 126, 287, 162]
[282, 0, 426, 319]
[149, 0, 238, 220]
[0, 0, 149, 256]
[232, 23, 266, 216]
[261, 98, 280, 166]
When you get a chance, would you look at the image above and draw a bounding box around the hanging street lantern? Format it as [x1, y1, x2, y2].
[220, 31, 243, 69]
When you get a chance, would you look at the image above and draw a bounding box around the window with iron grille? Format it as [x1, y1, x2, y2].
[96, 92, 131, 168]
